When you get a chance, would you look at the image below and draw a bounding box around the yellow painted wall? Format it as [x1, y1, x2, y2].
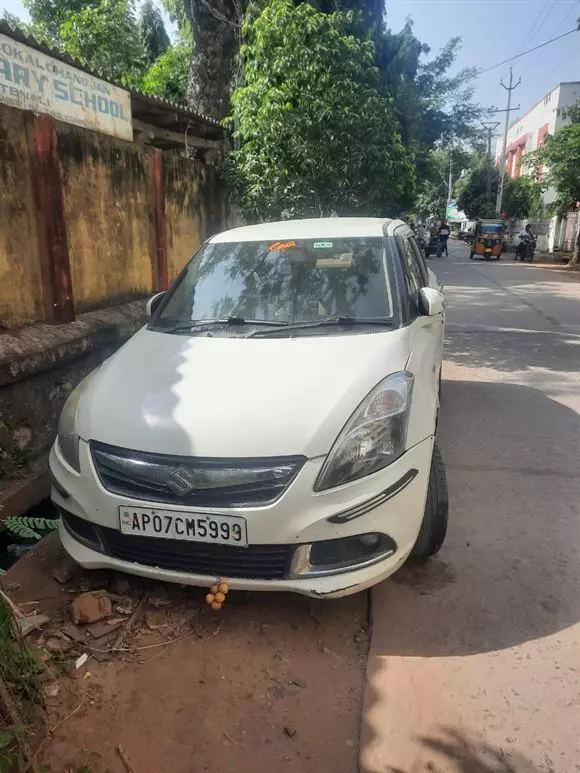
[0, 104, 46, 327]
[58, 125, 155, 311]
[165, 157, 224, 281]
[0, 104, 225, 328]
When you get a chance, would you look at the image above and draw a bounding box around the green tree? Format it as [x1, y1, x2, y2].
[414, 178, 446, 222]
[59, 0, 147, 84]
[456, 156, 498, 220]
[23, 0, 92, 44]
[502, 175, 542, 219]
[140, 0, 171, 62]
[457, 153, 542, 221]
[174, 0, 384, 120]
[413, 146, 472, 221]
[141, 38, 190, 101]
[227, 0, 414, 220]
[524, 102, 580, 264]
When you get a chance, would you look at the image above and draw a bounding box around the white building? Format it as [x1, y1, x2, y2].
[495, 81, 580, 208]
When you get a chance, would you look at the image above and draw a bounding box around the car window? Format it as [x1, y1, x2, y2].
[397, 236, 426, 315]
[408, 237, 429, 284]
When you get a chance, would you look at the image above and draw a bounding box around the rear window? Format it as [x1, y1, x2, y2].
[156, 238, 399, 328]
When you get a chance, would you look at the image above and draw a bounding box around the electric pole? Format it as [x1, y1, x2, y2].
[482, 121, 500, 201]
[494, 67, 521, 216]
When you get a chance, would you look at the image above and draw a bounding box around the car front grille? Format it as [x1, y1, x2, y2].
[91, 442, 304, 507]
[99, 523, 291, 580]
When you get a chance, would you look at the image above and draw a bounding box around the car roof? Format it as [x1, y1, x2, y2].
[209, 217, 408, 243]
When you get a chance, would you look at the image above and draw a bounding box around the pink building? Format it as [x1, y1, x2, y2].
[495, 81, 580, 206]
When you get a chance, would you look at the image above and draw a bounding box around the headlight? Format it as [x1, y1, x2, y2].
[57, 373, 94, 472]
[314, 372, 414, 491]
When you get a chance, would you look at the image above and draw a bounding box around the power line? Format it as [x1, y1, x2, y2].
[516, 0, 549, 55]
[478, 26, 579, 75]
[530, 0, 558, 46]
[550, 0, 580, 37]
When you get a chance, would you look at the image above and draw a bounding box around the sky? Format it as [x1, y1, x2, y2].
[1, 0, 579, 128]
[386, 0, 580, 117]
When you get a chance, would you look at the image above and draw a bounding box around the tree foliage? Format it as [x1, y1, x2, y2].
[24, 0, 148, 84]
[227, 0, 414, 220]
[59, 0, 147, 84]
[503, 175, 542, 219]
[141, 39, 190, 101]
[413, 146, 471, 220]
[457, 153, 542, 221]
[23, 0, 88, 44]
[456, 157, 498, 220]
[21, 0, 190, 101]
[140, 0, 171, 62]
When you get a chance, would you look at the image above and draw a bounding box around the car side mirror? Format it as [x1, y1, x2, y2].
[146, 291, 166, 318]
[419, 287, 444, 317]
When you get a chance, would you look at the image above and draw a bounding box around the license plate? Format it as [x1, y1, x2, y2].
[485, 248, 492, 253]
[119, 507, 248, 547]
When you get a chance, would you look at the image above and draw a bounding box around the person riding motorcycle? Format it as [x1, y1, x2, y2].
[515, 224, 536, 261]
[437, 222, 450, 257]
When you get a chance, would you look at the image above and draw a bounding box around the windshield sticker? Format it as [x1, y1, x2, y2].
[313, 241, 333, 249]
[268, 240, 297, 252]
[315, 252, 353, 268]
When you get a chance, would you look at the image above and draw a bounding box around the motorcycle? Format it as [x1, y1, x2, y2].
[424, 235, 441, 258]
[514, 235, 536, 262]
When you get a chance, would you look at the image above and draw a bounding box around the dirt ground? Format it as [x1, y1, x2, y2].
[4, 534, 368, 773]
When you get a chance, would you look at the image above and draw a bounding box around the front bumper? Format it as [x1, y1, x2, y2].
[50, 437, 434, 598]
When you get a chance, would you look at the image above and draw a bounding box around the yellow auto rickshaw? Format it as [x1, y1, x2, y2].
[469, 219, 504, 260]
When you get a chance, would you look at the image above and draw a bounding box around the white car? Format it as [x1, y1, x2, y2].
[50, 218, 448, 598]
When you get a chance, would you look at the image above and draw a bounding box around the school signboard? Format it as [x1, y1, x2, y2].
[0, 33, 133, 141]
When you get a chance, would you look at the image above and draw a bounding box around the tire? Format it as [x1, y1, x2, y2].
[410, 442, 449, 560]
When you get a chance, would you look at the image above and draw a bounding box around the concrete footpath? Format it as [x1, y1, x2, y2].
[361, 244, 580, 773]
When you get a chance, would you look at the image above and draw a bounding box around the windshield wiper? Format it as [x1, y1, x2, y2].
[154, 317, 290, 333]
[247, 316, 394, 337]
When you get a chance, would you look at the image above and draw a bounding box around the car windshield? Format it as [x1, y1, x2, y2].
[479, 223, 503, 234]
[152, 237, 398, 333]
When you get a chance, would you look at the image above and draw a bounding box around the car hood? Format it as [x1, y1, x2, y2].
[78, 327, 411, 458]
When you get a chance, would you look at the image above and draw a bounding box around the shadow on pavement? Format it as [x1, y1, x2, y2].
[360, 378, 579, 773]
[387, 728, 544, 773]
[445, 326, 580, 374]
[372, 378, 580, 657]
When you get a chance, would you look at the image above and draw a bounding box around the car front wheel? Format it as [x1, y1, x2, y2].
[410, 442, 448, 560]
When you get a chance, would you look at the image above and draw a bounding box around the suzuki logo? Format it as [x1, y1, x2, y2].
[166, 466, 198, 496]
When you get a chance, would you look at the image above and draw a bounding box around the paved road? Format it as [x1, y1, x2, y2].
[361, 241, 580, 773]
